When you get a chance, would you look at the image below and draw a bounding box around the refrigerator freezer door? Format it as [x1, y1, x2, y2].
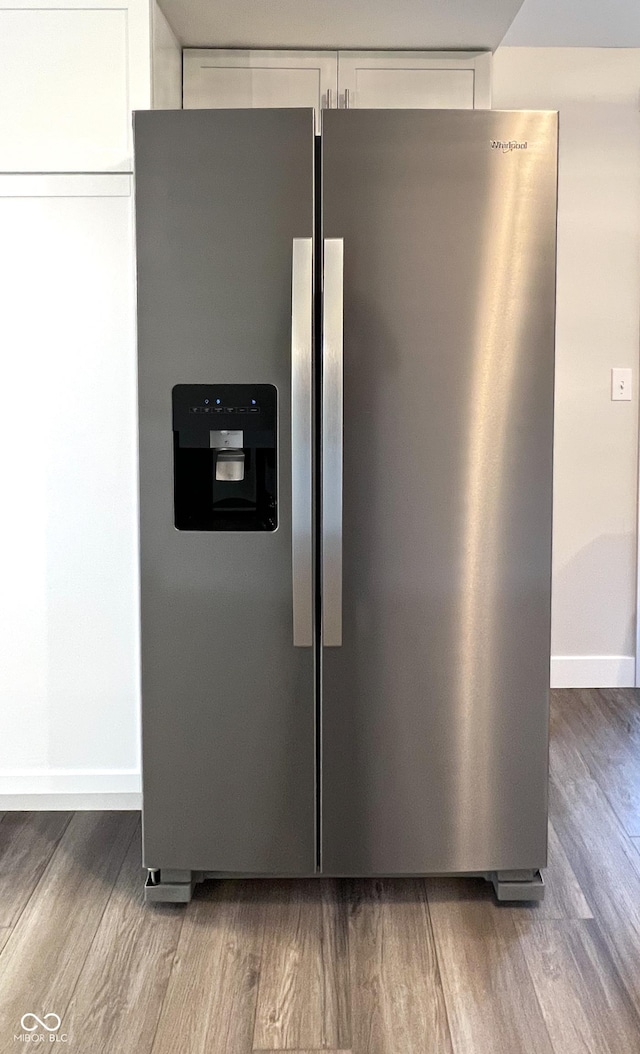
[135, 109, 316, 874]
[321, 110, 557, 875]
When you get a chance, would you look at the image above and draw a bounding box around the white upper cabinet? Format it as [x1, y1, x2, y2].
[184, 50, 338, 129]
[0, 0, 152, 172]
[183, 49, 491, 118]
[338, 51, 491, 109]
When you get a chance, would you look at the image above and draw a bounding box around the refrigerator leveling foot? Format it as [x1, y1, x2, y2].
[144, 868, 203, 904]
[488, 869, 545, 902]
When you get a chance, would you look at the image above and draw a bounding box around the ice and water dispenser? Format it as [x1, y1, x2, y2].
[172, 384, 277, 531]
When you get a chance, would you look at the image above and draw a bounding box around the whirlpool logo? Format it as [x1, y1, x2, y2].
[14, 1013, 68, 1043]
[490, 139, 528, 152]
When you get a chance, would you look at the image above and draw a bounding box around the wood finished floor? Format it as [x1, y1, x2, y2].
[1, 689, 640, 1053]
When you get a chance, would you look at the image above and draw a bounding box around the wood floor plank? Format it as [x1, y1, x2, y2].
[0, 811, 72, 926]
[253, 880, 350, 1052]
[0, 929, 10, 957]
[592, 688, 640, 745]
[557, 689, 640, 835]
[427, 878, 554, 1054]
[0, 811, 138, 1041]
[348, 878, 452, 1054]
[545, 820, 593, 920]
[515, 918, 640, 1054]
[550, 775, 640, 1015]
[253, 1050, 352, 1053]
[151, 880, 265, 1054]
[64, 824, 185, 1054]
[549, 691, 592, 783]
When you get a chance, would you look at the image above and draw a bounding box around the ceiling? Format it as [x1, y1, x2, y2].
[161, 0, 640, 51]
[160, 0, 527, 51]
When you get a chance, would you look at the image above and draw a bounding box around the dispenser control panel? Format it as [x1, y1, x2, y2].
[189, 405, 261, 414]
[172, 384, 277, 533]
[173, 384, 276, 437]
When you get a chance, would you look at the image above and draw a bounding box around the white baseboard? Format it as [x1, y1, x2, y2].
[0, 769, 141, 811]
[551, 655, 636, 689]
[0, 793, 141, 810]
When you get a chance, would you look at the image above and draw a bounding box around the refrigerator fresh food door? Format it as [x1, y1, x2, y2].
[135, 109, 316, 874]
[320, 109, 557, 875]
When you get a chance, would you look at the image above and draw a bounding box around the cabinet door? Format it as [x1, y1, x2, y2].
[0, 175, 139, 782]
[338, 50, 491, 109]
[184, 49, 338, 129]
[0, 0, 151, 172]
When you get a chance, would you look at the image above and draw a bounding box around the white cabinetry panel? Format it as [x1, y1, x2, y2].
[0, 0, 152, 172]
[0, 175, 139, 776]
[345, 68, 474, 109]
[184, 49, 338, 127]
[338, 51, 491, 109]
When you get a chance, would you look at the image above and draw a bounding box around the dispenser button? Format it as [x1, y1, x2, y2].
[248, 407, 260, 413]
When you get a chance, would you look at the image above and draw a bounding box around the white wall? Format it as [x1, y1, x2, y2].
[503, 0, 640, 47]
[493, 47, 640, 688]
[152, 1, 182, 109]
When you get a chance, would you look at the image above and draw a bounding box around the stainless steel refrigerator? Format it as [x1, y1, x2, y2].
[134, 108, 557, 903]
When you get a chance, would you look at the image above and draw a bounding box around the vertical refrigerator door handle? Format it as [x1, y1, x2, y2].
[291, 237, 314, 647]
[322, 238, 344, 647]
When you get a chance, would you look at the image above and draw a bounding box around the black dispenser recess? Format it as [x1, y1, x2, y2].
[172, 384, 277, 531]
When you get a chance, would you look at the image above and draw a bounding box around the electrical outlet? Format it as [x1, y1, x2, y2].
[611, 368, 632, 401]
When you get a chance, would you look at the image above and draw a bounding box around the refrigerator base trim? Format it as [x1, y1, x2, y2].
[142, 868, 545, 904]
